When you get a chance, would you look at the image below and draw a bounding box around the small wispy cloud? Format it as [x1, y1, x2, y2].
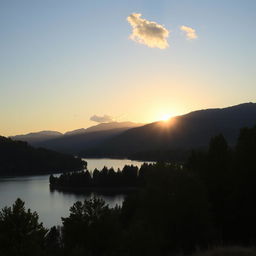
[180, 25, 198, 40]
[127, 13, 170, 49]
[90, 115, 114, 123]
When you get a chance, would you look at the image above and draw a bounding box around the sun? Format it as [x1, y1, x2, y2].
[161, 114, 172, 121]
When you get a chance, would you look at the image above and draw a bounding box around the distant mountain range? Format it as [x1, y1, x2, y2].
[11, 103, 256, 161]
[11, 122, 143, 155]
[11, 131, 63, 144]
[64, 122, 142, 135]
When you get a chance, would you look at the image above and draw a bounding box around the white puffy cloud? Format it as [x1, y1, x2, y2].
[127, 13, 169, 49]
[180, 25, 198, 39]
[90, 115, 114, 123]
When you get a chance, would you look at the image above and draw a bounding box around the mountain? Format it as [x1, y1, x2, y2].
[33, 122, 143, 155]
[0, 136, 85, 176]
[11, 131, 63, 144]
[64, 128, 87, 136]
[81, 122, 143, 133]
[64, 122, 142, 135]
[81, 103, 256, 159]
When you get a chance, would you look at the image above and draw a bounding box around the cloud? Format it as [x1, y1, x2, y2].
[90, 114, 114, 123]
[180, 25, 197, 39]
[127, 13, 169, 49]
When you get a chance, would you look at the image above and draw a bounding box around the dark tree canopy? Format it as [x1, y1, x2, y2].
[50, 164, 141, 191]
[0, 198, 47, 256]
[0, 136, 86, 175]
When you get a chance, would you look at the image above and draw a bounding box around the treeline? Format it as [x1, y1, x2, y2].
[0, 136, 86, 175]
[1, 125, 256, 255]
[186, 125, 256, 244]
[1, 195, 256, 256]
[49, 164, 153, 190]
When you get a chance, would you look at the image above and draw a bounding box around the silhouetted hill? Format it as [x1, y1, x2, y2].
[11, 131, 63, 144]
[36, 128, 138, 155]
[64, 122, 142, 135]
[0, 136, 85, 176]
[82, 103, 256, 159]
[11, 122, 143, 155]
[37, 128, 128, 155]
[64, 128, 87, 136]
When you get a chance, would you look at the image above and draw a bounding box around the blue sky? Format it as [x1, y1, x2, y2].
[0, 0, 256, 135]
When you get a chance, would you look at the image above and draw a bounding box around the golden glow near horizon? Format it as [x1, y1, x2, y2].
[158, 113, 177, 129]
[160, 114, 172, 121]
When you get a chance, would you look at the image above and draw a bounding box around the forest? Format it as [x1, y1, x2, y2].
[0, 136, 86, 175]
[0, 125, 256, 255]
[50, 164, 143, 191]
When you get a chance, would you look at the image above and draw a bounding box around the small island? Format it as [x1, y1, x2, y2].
[49, 164, 153, 193]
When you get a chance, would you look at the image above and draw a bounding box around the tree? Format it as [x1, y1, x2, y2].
[0, 198, 47, 256]
[44, 226, 61, 255]
[230, 126, 256, 242]
[61, 197, 121, 255]
[122, 164, 213, 255]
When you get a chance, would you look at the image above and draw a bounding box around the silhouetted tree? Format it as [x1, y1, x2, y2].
[61, 197, 121, 255]
[122, 163, 213, 255]
[229, 126, 256, 243]
[44, 226, 62, 255]
[0, 198, 47, 256]
[50, 164, 143, 191]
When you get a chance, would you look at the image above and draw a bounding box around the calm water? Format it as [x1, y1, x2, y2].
[0, 158, 151, 228]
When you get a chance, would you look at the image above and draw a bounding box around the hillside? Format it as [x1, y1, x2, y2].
[37, 128, 129, 154]
[11, 131, 63, 144]
[81, 103, 256, 159]
[11, 122, 143, 155]
[64, 122, 142, 135]
[36, 128, 140, 155]
[0, 136, 86, 176]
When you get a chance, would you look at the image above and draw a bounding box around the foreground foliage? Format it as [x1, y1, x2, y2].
[0, 198, 47, 256]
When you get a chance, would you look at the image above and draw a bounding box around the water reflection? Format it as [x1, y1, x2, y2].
[50, 188, 126, 208]
[0, 158, 151, 227]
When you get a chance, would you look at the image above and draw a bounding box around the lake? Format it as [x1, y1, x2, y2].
[0, 158, 152, 228]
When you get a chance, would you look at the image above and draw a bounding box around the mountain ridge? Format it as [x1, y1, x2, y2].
[11, 122, 143, 146]
[12, 122, 144, 155]
[64, 122, 143, 135]
[81, 102, 256, 158]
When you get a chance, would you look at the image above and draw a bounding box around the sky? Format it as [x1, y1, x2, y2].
[0, 0, 256, 136]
